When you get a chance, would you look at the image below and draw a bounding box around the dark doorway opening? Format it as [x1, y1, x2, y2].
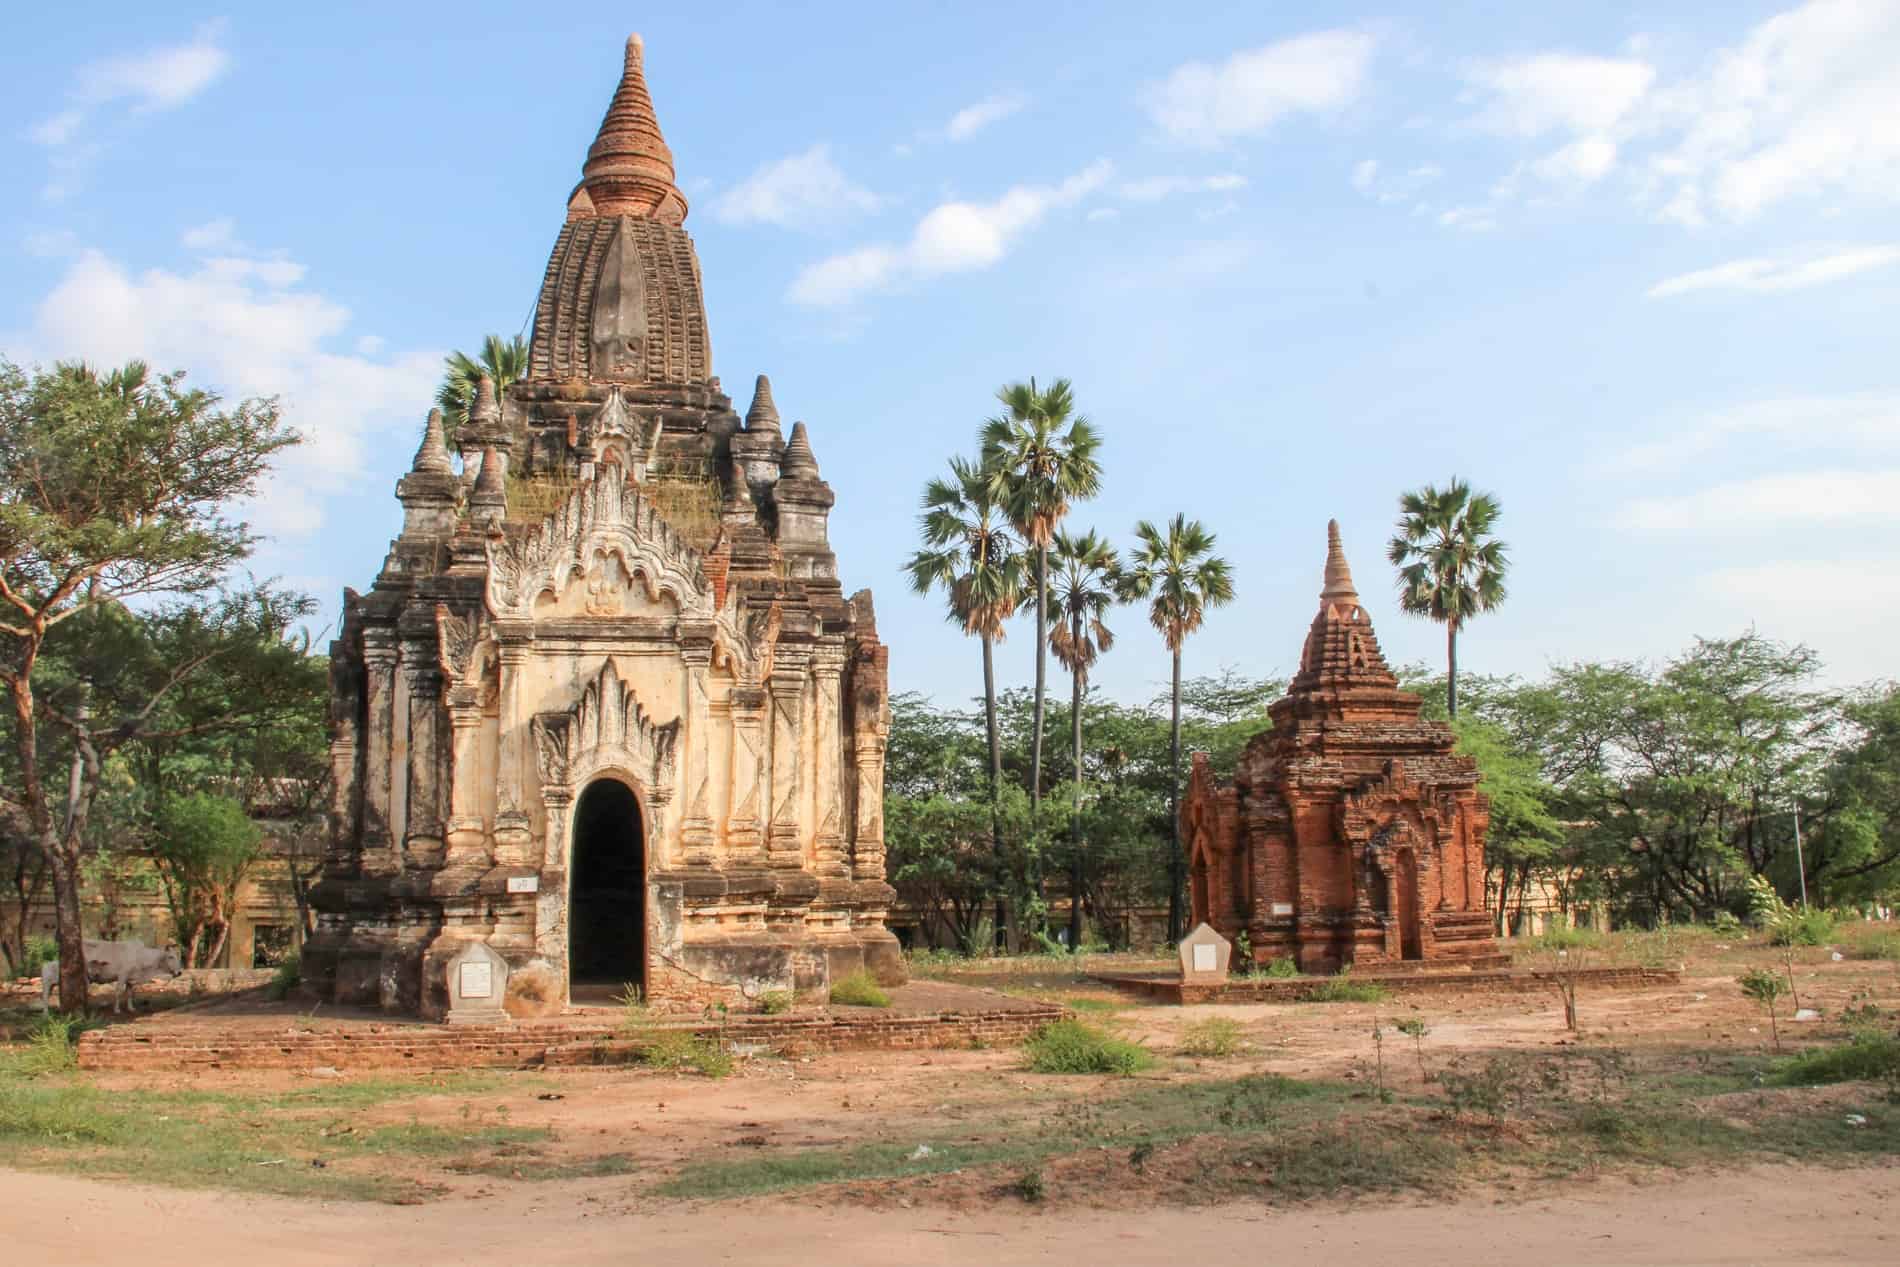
[1397, 849, 1423, 960]
[569, 779, 646, 997]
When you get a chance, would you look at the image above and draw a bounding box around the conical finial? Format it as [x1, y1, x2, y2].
[574, 34, 687, 223]
[1321, 518, 1358, 603]
[470, 374, 500, 431]
[411, 408, 453, 476]
[782, 421, 820, 479]
[471, 445, 507, 513]
[744, 374, 781, 434]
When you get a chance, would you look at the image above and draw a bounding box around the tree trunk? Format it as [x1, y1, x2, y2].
[1167, 648, 1185, 944]
[1446, 620, 1459, 720]
[1030, 545, 1047, 814]
[1068, 615, 1085, 951]
[47, 846, 89, 1012]
[982, 635, 1006, 951]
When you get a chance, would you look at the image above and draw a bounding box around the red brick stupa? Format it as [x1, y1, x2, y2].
[1180, 521, 1499, 972]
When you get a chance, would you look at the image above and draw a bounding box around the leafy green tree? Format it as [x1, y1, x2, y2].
[1451, 716, 1563, 933]
[0, 358, 298, 1010]
[1044, 528, 1122, 948]
[1386, 479, 1508, 719]
[151, 791, 262, 967]
[1126, 513, 1235, 942]
[435, 334, 528, 430]
[980, 378, 1103, 815]
[906, 456, 1026, 940]
[1799, 682, 1900, 905]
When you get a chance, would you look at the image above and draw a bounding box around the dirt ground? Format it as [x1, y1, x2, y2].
[8, 1162, 1898, 1266]
[6, 927, 1899, 1257]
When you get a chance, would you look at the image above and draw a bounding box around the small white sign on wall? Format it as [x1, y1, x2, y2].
[1192, 943, 1217, 972]
[506, 875, 539, 894]
[459, 961, 493, 1000]
[1271, 902, 1293, 916]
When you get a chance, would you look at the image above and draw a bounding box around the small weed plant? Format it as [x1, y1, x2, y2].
[1011, 1167, 1047, 1203]
[1025, 1019, 1154, 1075]
[1769, 1032, 1900, 1093]
[639, 1030, 733, 1078]
[1177, 1017, 1244, 1058]
[1263, 956, 1300, 979]
[828, 970, 892, 1008]
[1394, 1016, 1431, 1079]
[614, 982, 650, 1033]
[266, 953, 301, 1002]
[1738, 967, 1789, 1052]
[757, 990, 794, 1016]
[1, 1013, 86, 1077]
[1308, 972, 1387, 1003]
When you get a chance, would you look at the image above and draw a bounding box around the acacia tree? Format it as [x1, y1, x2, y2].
[1386, 479, 1508, 719]
[0, 359, 298, 1010]
[1045, 528, 1122, 949]
[1127, 514, 1234, 942]
[980, 378, 1102, 816]
[151, 791, 262, 968]
[435, 334, 528, 430]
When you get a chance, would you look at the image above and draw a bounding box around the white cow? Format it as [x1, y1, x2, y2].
[40, 939, 185, 1014]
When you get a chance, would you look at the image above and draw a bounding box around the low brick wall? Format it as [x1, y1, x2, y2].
[1093, 965, 1681, 1005]
[74, 1005, 1066, 1073]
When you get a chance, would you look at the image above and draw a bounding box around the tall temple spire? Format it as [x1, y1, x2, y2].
[575, 34, 687, 223]
[1320, 518, 1359, 605]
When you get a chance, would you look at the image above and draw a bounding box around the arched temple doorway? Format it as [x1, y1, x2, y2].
[569, 778, 647, 1000]
[1396, 848, 1423, 961]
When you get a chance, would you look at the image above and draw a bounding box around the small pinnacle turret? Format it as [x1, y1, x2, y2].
[411, 408, 453, 476]
[470, 374, 501, 434]
[745, 374, 781, 434]
[470, 445, 507, 520]
[781, 421, 820, 480]
[1321, 518, 1359, 605]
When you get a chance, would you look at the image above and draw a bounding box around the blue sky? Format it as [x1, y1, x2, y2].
[3, 2, 1896, 708]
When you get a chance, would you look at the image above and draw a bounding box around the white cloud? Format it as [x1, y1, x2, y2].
[1145, 30, 1375, 147]
[1119, 173, 1247, 202]
[181, 217, 239, 251]
[1646, 245, 1900, 297]
[1622, 469, 1900, 533]
[1465, 54, 1655, 138]
[1354, 159, 1444, 204]
[1530, 135, 1619, 186]
[29, 110, 83, 147]
[945, 95, 1025, 141]
[23, 227, 438, 543]
[1351, 159, 1379, 192]
[1437, 205, 1496, 231]
[1612, 393, 1900, 473]
[789, 161, 1113, 306]
[1646, 0, 1900, 222]
[712, 145, 881, 228]
[1086, 208, 1120, 222]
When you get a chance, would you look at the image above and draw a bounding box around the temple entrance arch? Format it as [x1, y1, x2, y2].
[1396, 848, 1422, 960]
[568, 777, 647, 999]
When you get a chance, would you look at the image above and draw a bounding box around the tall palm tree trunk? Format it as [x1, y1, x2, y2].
[1030, 545, 1048, 812]
[1446, 620, 1459, 719]
[1068, 611, 1085, 950]
[982, 636, 1006, 950]
[1167, 648, 1184, 943]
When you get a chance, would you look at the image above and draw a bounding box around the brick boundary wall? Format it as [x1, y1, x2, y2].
[75, 1006, 1068, 1073]
[1092, 965, 1682, 1005]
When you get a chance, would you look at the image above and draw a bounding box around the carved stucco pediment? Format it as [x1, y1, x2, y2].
[533, 658, 680, 798]
[590, 387, 662, 479]
[486, 461, 713, 620]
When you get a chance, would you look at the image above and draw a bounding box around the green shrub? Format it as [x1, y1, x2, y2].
[639, 1030, 733, 1078]
[23, 933, 58, 969]
[1177, 1016, 1245, 1058]
[1769, 1033, 1900, 1087]
[1711, 910, 1744, 936]
[828, 970, 891, 1008]
[1263, 956, 1300, 979]
[1011, 1168, 1046, 1203]
[1, 1013, 87, 1078]
[266, 953, 301, 1002]
[758, 989, 794, 1015]
[1024, 1019, 1155, 1075]
[1772, 907, 1836, 947]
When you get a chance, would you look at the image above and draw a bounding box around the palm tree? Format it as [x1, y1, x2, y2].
[1386, 479, 1508, 720]
[979, 378, 1103, 817]
[1127, 514, 1235, 943]
[1045, 528, 1122, 950]
[436, 334, 529, 430]
[906, 456, 1026, 943]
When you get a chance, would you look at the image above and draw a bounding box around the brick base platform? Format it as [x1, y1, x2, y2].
[1091, 964, 1681, 1005]
[75, 996, 1064, 1073]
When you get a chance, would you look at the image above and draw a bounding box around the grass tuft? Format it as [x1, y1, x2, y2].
[1307, 977, 1388, 1003]
[1177, 1016, 1245, 1058]
[638, 1030, 734, 1078]
[1025, 1019, 1154, 1075]
[758, 990, 794, 1016]
[829, 970, 892, 1008]
[1769, 1033, 1900, 1087]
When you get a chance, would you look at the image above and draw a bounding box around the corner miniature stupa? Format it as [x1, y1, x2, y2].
[1179, 521, 1500, 972]
[304, 36, 900, 1018]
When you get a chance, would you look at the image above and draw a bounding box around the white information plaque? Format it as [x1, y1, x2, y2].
[459, 961, 493, 999]
[506, 875, 539, 894]
[1192, 944, 1217, 972]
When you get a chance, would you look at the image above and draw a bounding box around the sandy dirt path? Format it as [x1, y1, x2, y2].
[5, 1163, 1895, 1267]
